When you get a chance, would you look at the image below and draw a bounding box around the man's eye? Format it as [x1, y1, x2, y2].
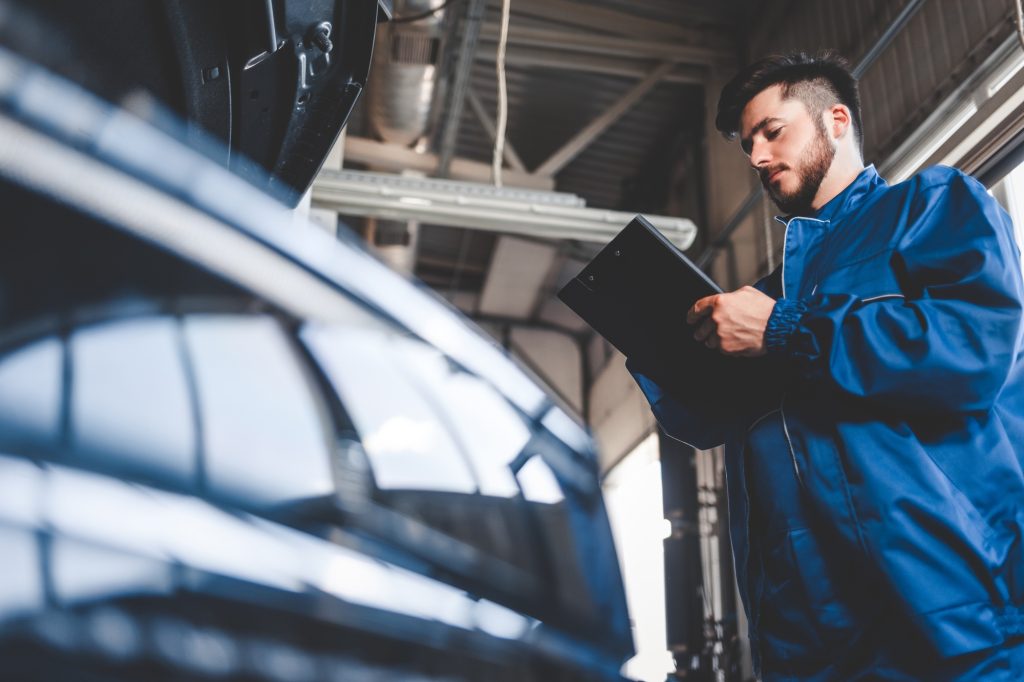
[766, 127, 783, 140]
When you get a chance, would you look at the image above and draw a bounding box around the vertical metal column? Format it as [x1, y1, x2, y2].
[701, 446, 741, 681]
[659, 429, 706, 678]
[662, 433, 743, 681]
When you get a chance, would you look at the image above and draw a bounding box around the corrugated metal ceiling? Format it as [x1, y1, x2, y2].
[456, 64, 701, 210]
[406, 0, 735, 317]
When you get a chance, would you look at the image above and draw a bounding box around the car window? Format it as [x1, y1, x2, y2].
[300, 321, 607, 621]
[0, 524, 43, 615]
[514, 454, 564, 505]
[70, 317, 196, 488]
[385, 335, 531, 498]
[302, 325, 478, 494]
[184, 314, 336, 511]
[0, 336, 62, 454]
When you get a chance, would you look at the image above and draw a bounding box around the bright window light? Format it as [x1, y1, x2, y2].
[893, 101, 978, 182]
[987, 56, 1024, 97]
[603, 433, 675, 682]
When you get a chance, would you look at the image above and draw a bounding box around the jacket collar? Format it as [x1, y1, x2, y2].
[775, 164, 886, 227]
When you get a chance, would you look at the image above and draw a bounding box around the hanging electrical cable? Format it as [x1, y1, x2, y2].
[492, 0, 511, 187]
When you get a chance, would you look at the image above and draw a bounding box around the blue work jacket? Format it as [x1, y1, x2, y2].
[630, 165, 1024, 678]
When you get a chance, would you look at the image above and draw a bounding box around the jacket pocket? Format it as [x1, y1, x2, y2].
[758, 527, 861, 665]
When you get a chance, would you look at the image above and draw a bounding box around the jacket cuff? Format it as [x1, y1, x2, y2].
[765, 298, 807, 355]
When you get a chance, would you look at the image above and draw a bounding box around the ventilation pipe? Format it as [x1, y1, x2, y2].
[365, 0, 450, 147]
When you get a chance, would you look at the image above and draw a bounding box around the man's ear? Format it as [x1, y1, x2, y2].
[829, 104, 852, 140]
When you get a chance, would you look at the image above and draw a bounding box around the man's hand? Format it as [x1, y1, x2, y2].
[687, 286, 776, 357]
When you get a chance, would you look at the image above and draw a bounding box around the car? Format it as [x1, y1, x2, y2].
[0, 6, 634, 681]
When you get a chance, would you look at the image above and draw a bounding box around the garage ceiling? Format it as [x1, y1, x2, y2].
[336, 0, 750, 334]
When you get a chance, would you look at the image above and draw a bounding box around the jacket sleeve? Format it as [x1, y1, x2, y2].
[765, 173, 1024, 413]
[624, 267, 782, 449]
[626, 358, 728, 450]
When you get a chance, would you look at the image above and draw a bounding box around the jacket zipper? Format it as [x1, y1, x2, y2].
[778, 220, 805, 488]
[779, 399, 803, 488]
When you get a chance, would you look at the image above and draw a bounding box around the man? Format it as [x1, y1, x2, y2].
[628, 52, 1024, 680]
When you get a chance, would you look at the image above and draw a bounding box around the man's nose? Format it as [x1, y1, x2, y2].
[749, 140, 771, 170]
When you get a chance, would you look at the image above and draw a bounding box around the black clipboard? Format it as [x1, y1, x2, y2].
[557, 215, 768, 406]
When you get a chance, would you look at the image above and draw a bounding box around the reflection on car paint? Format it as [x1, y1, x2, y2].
[515, 455, 565, 505]
[0, 40, 633, 678]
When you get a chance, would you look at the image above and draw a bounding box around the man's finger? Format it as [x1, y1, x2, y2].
[693, 319, 715, 342]
[687, 295, 717, 324]
[705, 333, 720, 350]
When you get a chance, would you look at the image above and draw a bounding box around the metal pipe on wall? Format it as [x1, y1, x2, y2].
[660, 428, 706, 678]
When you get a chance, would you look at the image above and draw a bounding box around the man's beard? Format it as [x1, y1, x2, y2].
[761, 123, 835, 216]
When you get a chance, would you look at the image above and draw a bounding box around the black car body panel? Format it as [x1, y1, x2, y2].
[0, 37, 634, 680]
[0, 0, 381, 205]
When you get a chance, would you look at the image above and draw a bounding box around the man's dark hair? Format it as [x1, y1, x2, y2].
[715, 52, 862, 152]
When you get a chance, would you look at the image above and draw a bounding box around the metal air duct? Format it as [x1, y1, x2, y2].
[365, 0, 450, 147]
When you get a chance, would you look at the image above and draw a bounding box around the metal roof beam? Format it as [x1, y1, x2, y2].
[533, 61, 675, 177]
[511, 0, 732, 46]
[475, 47, 705, 84]
[479, 24, 733, 65]
[436, 0, 488, 177]
[466, 87, 528, 173]
[343, 136, 554, 190]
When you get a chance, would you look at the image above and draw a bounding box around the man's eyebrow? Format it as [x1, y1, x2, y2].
[740, 116, 783, 152]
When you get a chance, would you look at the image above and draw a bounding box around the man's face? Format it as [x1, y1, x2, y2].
[739, 84, 835, 215]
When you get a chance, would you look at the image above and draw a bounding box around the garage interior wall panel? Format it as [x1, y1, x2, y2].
[589, 350, 657, 473]
[704, 66, 760, 242]
[536, 297, 589, 334]
[587, 334, 611, 387]
[702, 62, 767, 290]
[478, 237, 559, 319]
[508, 328, 583, 413]
[446, 291, 481, 316]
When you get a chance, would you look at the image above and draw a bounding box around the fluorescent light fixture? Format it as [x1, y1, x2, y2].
[313, 170, 698, 250]
[397, 196, 432, 206]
